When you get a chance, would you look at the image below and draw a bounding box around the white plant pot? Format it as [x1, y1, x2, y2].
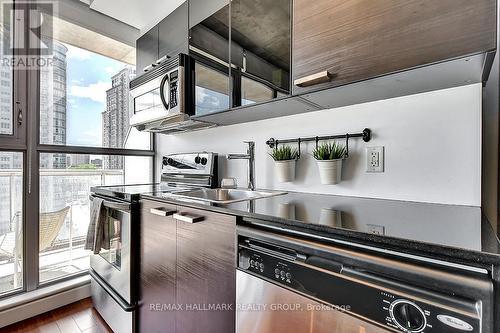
[316, 159, 343, 185]
[274, 160, 296, 182]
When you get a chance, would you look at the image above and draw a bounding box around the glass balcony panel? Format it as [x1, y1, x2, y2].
[39, 153, 152, 283]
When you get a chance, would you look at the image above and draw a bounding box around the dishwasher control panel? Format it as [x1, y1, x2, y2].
[238, 243, 482, 333]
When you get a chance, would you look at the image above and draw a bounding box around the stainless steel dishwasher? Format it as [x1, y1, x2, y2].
[236, 226, 494, 333]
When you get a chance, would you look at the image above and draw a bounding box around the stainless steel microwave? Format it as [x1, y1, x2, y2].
[129, 53, 228, 133]
[130, 54, 192, 129]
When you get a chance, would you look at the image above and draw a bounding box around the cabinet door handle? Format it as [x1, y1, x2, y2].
[143, 64, 155, 72]
[150, 208, 176, 217]
[294, 71, 333, 87]
[173, 213, 204, 223]
[156, 55, 170, 65]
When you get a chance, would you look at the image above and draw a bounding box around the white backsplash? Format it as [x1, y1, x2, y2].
[156, 84, 482, 206]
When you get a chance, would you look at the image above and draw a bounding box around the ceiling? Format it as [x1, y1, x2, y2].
[82, 0, 185, 34]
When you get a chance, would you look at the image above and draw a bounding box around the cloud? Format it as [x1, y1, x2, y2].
[69, 81, 111, 104]
[104, 66, 116, 75]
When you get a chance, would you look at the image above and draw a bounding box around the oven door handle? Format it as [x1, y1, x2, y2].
[89, 195, 131, 212]
[159, 73, 170, 110]
[90, 269, 136, 312]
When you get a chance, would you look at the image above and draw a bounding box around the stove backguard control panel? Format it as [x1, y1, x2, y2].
[239, 245, 482, 333]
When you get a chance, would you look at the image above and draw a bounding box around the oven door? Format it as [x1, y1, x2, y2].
[236, 270, 391, 333]
[90, 196, 132, 304]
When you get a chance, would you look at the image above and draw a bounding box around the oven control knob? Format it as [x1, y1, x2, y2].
[200, 157, 208, 165]
[195, 156, 201, 164]
[389, 300, 426, 332]
[162, 157, 169, 166]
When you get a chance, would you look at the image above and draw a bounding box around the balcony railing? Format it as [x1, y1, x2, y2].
[0, 168, 125, 292]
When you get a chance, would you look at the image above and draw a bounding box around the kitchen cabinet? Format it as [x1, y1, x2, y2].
[231, 0, 291, 106]
[175, 206, 236, 333]
[136, 25, 159, 74]
[136, 1, 189, 75]
[139, 200, 236, 333]
[139, 200, 177, 333]
[292, 0, 497, 94]
[158, 1, 189, 61]
[189, 0, 231, 115]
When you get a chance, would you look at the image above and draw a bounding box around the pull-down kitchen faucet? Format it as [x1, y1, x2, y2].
[227, 141, 255, 191]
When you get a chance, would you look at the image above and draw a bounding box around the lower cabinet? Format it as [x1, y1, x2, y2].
[140, 200, 236, 333]
[176, 206, 236, 333]
[139, 200, 177, 333]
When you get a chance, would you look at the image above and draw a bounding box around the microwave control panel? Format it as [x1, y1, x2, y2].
[169, 70, 178, 109]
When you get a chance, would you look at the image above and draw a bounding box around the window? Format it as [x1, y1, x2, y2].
[0, 12, 13, 136]
[0, 152, 23, 294]
[39, 42, 149, 150]
[0, 0, 152, 299]
[38, 153, 152, 282]
[35, 15, 154, 284]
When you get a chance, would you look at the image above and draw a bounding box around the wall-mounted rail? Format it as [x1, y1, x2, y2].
[265, 128, 372, 158]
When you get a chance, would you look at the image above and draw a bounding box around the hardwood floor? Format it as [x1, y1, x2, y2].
[2, 298, 113, 333]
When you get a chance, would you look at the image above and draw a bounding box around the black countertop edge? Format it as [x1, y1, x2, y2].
[140, 194, 500, 271]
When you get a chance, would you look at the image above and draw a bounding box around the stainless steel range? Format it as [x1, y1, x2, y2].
[89, 152, 218, 333]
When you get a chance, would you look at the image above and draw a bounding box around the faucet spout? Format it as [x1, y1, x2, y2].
[227, 141, 255, 190]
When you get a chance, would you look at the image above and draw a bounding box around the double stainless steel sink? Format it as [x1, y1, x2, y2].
[169, 188, 287, 204]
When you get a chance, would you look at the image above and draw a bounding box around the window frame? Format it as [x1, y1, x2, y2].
[0, 2, 156, 299]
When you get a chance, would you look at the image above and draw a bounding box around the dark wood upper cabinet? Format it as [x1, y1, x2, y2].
[136, 25, 159, 74]
[175, 206, 236, 333]
[189, 0, 231, 115]
[139, 200, 177, 333]
[158, 1, 189, 60]
[292, 0, 497, 94]
[231, 0, 291, 106]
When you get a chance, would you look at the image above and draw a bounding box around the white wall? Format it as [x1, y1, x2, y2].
[157, 84, 482, 206]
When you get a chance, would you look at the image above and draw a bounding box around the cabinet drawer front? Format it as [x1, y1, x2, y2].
[293, 0, 496, 93]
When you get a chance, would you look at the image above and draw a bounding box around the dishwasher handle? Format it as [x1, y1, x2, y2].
[243, 239, 305, 262]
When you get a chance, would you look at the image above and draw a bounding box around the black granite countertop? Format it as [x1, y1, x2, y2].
[140, 188, 500, 269]
[91, 183, 500, 269]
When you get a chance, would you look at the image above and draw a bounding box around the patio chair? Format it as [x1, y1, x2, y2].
[0, 206, 70, 288]
[39, 206, 71, 252]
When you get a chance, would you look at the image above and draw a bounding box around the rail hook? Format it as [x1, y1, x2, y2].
[345, 133, 350, 159]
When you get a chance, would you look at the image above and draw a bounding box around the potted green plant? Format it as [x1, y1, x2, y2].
[269, 145, 299, 182]
[312, 142, 347, 184]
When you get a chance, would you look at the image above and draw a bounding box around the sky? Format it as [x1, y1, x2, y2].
[64, 43, 128, 147]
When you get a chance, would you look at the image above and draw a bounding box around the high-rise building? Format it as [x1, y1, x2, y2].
[68, 154, 90, 168]
[0, 40, 68, 229]
[102, 67, 135, 169]
[39, 40, 68, 169]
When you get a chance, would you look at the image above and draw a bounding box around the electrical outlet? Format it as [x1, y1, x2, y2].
[366, 146, 384, 172]
[367, 224, 385, 235]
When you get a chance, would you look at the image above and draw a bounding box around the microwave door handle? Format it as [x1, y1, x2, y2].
[160, 73, 170, 110]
